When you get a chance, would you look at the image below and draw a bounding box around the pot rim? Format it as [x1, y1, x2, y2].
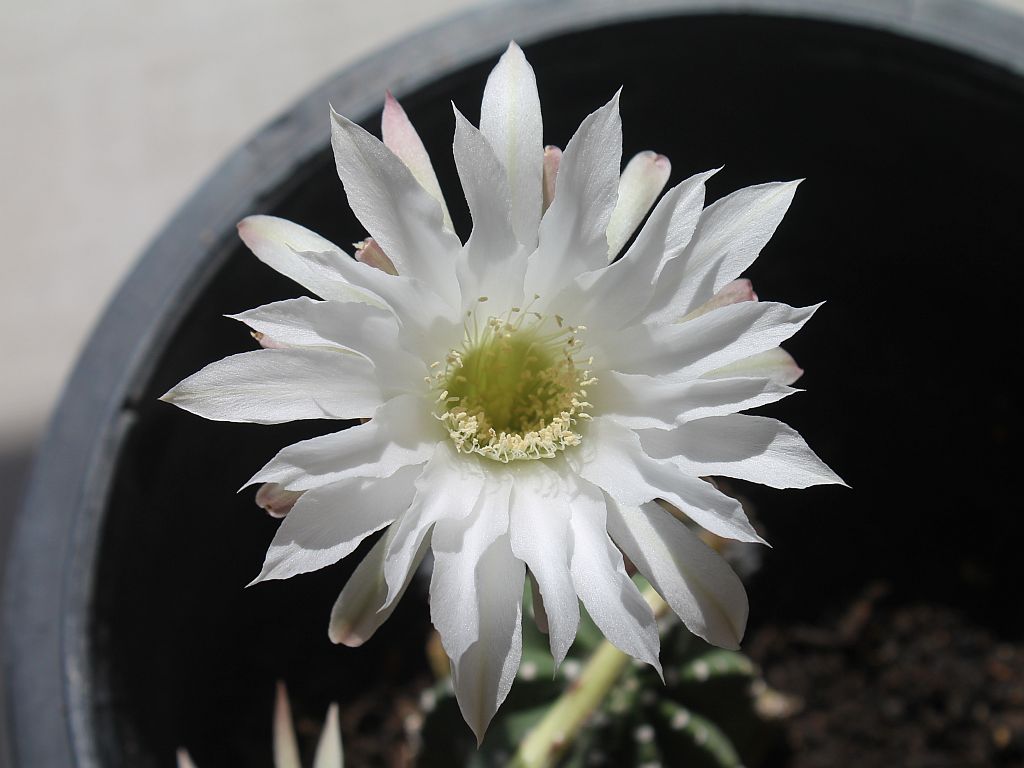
[4, 0, 1023, 765]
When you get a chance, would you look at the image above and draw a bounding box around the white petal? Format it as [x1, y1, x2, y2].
[704, 346, 804, 386]
[572, 417, 764, 544]
[452, 107, 527, 313]
[527, 92, 622, 298]
[430, 474, 524, 743]
[273, 682, 301, 768]
[479, 41, 544, 250]
[552, 170, 716, 334]
[251, 465, 420, 582]
[249, 393, 438, 490]
[229, 297, 426, 394]
[606, 151, 671, 260]
[328, 524, 426, 647]
[658, 167, 721, 272]
[382, 90, 453, 231]
[291, 248, 459, 363]
[330, 110, 461, 305]
[229, 296, 392, 352]
[176, 749, 198, 768]
[382, 442, 487, 606]
[508, 462, 579, 665]
[647, 180, 800, 321]
[602, 301, 820, 381]
[595, 372, 798, 430]
[313, 703, 343, 768]
[161, 349, 381, 424]
[237, 216, 383, 306]
[567, 476, 661, 669]
[605, 498, 748, 649]
[639, 415, 846, 489]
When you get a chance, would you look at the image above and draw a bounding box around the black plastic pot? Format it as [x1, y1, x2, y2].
[5, 1, 1024, 766]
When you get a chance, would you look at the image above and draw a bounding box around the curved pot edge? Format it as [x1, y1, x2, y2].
[3, 0, 1022, 765]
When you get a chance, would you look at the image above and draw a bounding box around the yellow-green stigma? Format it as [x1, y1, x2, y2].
[431, 302, 596, 463]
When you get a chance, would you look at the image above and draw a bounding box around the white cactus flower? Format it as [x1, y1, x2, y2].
[163, 42, 843, 741]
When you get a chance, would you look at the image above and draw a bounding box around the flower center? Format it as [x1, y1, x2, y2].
[431, 301, 595, 463]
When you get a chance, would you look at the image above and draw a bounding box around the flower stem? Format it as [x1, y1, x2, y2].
[507, 586, 669, 768]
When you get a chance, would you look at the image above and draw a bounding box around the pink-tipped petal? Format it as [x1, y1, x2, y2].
[542, 145, 562, 213]
[255, 482, 303, 518]
[252, 331, 290, 350]
[354, 237, 398, 275]
[237, 215, 380, 306]
[682, 278, 758, 321]
[606, 151, 672, 260]
[382, 91, 453, 231]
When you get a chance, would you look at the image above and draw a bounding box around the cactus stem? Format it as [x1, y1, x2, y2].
[507, 585, 669, 768]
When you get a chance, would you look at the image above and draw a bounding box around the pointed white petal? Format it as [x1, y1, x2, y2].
[595, 372, 798, 430]
[647, 180, 800, 321]
[572, 417, 764, 544]
[382, 90, 453, 231]
[286, 246, 459, 366]
[176, 749, 198, 768]
[452, 107, 527, 312]
[508, 463, 579, 665]
[568, 477, 661, 669]
[551, 170, 716, 334]
[479, 41, 544, 250]
[527, 92, 622, 297]
[639, 415, 846, 489]
[312, 704, 343, 768]
[658, 167, 721, 273]
[328, 524, 426, 647]
[602, 301, 819, 382]
[606, 498, 748, 649]
[161, 349, 381, 424]
[606, 151, 671, 260]
[430, 474, 524, 743]
[704, 346, 804, 386]
[230, 296, 372, 351]
[542, 145, 561, 212]
[273, 682, 301, 768]
[252, 465, 420, 583]
[382, 442, 487, 606]
[330, 110, 460, 305]
[249, 393, 438, 490]
[237, 216, 383, 306]
[228, 297, 426, 394]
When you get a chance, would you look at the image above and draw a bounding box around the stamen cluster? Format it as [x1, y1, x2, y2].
[431, 301, 596, 462]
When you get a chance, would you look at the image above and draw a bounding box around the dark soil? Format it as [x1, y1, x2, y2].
[748, 584, 1024, 768]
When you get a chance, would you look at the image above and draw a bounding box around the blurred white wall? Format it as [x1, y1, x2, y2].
[0, 0, 479, 459]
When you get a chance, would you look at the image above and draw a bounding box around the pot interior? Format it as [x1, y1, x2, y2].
[89, 12, 1024, 767]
